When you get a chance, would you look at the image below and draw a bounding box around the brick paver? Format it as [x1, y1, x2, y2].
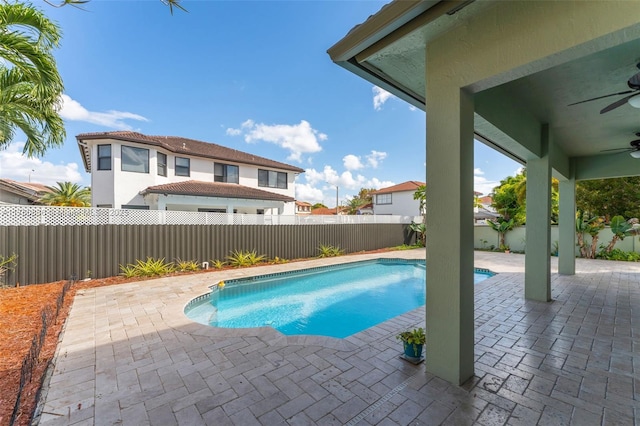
[35, 251, 639, 425]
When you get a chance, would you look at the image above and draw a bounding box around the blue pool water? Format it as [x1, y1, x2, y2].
[184, 260, 494, 338]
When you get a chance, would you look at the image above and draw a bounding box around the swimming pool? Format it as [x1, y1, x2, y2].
[184, 259, 494, 338]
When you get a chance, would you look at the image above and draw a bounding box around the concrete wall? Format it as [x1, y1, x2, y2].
[474, 225, 640, 254]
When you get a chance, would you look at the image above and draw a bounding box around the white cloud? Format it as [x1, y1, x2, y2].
[302, 165, 396, 207]
[294, 183, 325, 204]
[474, 168, 499, 195]
[59, 94, 148, 130]
[373, 86, 394, 111]
[0, 142, 84, 186]
[364, 177, 395, 189]
[343, 154, 363, 171]
[366, 150, 387, 168]
[228, 119, 325, 163]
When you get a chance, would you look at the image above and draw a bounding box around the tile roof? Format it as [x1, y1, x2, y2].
[76, 131, 305, 173]
[371, 180, 425, 195]
[0, 179, 52, 203]
[140, 180, 295, 202]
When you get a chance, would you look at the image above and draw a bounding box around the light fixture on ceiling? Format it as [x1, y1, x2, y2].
[628, 94, 640, 108]
[630, 150, 640, 158]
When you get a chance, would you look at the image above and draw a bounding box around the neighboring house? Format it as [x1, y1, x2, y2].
[357, 202, 373, 215]
[474, 194, 498, 223]
[311, 206, 346, 215]
[371, 181, 424, 216]
[76, 131, 305, 214]
[0, 179, 51, 205]
[295, 201, 312, 215]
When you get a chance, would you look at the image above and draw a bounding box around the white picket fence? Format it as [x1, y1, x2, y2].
[0, 205, 419, 226]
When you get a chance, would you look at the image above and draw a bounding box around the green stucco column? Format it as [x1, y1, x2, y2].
[425, 83, 475, 385]
[525, 125, 552, 301]
[558, 178, 576, 275]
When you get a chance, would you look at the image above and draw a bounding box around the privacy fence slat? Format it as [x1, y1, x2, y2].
[0, 223, 411, 286]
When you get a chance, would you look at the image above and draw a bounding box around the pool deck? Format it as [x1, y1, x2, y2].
[35, 250, 639, 425]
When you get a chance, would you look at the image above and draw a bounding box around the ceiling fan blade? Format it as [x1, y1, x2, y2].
[600, 147, 632, 152]
[629, 71, 640, 89]
[567, 90, 634, 106]
[600, 92, 639, 114]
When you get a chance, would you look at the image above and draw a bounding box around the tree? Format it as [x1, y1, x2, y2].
[39, 182, 91, 206]
[602, 215, 638, 254]
[487, 218, 515, 251]
[575, 212, 605, 259]
[46, 0, 187, 14]
[356, 188, 375, 204]
[576, 177, 640, 221]
[0, 2, 65, 156]
[311, 203, 327, 210]
[491, 169, 559, 224]
[491, 171, 527, 224]
[343, 196, 368, 215]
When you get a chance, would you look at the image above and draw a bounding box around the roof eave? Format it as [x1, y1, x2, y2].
[327, 0, 435, 63]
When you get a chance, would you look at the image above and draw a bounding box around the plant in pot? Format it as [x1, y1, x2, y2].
[396, 327, 426, 362]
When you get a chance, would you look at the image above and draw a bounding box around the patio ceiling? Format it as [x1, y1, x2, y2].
[328, 0, 640, 175]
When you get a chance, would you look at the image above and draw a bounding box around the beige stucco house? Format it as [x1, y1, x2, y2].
[330, 0, 640, 384]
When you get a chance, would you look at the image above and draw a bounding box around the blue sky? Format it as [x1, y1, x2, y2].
[0, 0, 520, 207]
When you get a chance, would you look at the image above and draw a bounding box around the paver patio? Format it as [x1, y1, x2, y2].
[35, 250, 639, 425]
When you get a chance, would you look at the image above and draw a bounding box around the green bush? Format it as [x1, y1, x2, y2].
[210, 259, 227, 269]
[317, 244, 345, 258]
[226, 250, 266, 268]
[175, 258, 200, 272]
[119, 257, 176, 277]
[597, 248, 640, 262]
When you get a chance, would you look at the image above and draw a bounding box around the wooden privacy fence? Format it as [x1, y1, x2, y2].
[0, 223, 411, 286]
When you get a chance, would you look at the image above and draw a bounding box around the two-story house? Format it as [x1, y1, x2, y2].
[371, 181, 424, 216]
[77, 131, 305, 214]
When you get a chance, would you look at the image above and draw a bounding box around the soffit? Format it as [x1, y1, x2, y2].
[332, 0, 640, 164]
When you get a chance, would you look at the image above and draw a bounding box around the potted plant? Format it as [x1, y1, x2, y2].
[396, 327, 426, 361]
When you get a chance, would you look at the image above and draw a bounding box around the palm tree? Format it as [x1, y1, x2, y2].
[39, 182, 91, 206]
[342, 196, 368, 215]
[0, 2, 65, 157]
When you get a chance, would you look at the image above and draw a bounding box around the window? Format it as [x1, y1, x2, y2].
[157, 152, 167, 177]
[97, 144, 111, 170]
[258, 169, 288, 189]
[175, 157, 190, 176]
[121, 204, 149, 210]
[376, 193, 392, 205]
[121, 146, 149, 173]
[214, 163, 239, 183]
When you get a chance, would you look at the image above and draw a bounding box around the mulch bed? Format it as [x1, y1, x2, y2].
[0, 247, 401, 426]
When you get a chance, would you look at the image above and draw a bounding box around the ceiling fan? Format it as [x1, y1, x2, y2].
[601, 133, 640, 158]
[568, 63, 640, 114]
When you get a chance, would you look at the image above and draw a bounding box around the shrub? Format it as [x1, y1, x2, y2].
[226, 250, 266, 268]
[175, 258, 200, 272]
[597, 248, 640, 262]
[271, 256, 289, 264]
[317, 244, 345, 258]
[210, 259, 227, 269]
[119, 257, 176, 277]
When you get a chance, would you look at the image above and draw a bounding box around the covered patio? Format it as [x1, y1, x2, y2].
[36, 251, 639, 424]
[329, 0, 640, 386]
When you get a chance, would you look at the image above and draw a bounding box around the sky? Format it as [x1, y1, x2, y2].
[0, 0, 521, 207]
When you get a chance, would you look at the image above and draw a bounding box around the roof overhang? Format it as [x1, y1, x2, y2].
[329, 0, 640, 180]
